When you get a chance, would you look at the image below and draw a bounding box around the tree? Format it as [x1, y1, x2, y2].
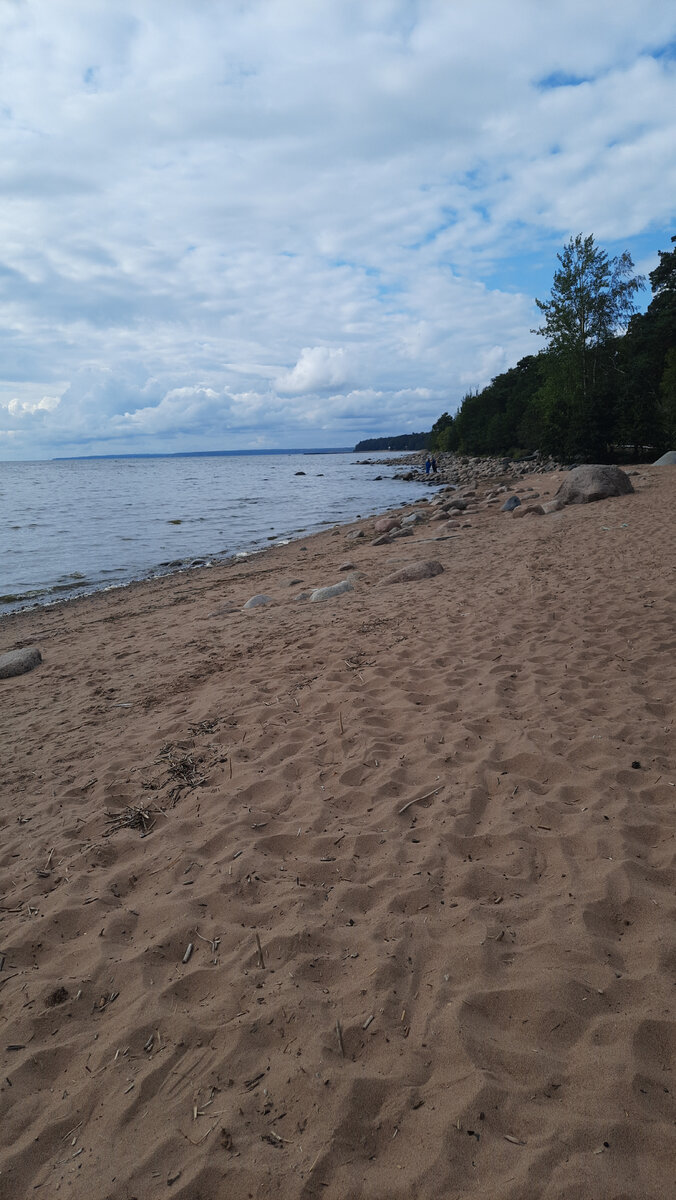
[534, 234, 644, 457]
[619, 235, 676, 454]
[428, 411, 456, 452]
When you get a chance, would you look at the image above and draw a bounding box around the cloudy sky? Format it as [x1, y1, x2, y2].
[1, 0, 675, 459]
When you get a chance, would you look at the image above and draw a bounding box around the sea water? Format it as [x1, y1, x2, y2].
[0, 451, 428, 616]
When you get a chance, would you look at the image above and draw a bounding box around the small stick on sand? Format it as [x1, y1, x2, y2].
[339, 710, 344, 735]
[398, 787, 442, 815]
[336, 1019, 345, 1058]
[182, 943, 194, 964]
[255, 933, 265, 969]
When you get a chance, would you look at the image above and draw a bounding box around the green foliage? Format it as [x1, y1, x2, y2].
[451, 358, 545, 455]
[428, 411, 457, 452]
[660, 348, 676, 446]
[354, 432, 430, 451]
[432, 233, 675, 462]
[533, 234, 644, 458]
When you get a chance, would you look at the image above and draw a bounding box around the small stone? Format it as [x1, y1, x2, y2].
[371, 534, 393, 546]
[338, 562, 356, 571]
[310, 580, 354, 602]
[0, 647, 42, 679]
[501, 495, 521, 512]
[243, 594, 271, 609]
[381, 560, 444, 585]
[346, 529, 365, 540]
[374, 517, 400, 533]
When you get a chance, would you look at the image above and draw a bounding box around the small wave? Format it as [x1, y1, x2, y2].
[50, 579, 93, 594]
[0, 588, 48, 604]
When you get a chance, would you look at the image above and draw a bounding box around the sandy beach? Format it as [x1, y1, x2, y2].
[1, 464, 675, 1200]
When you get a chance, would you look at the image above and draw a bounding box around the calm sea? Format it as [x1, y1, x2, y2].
[0, 451, 427, 616]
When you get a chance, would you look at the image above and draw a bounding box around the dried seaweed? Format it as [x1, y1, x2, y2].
[103, 805, 157, 837]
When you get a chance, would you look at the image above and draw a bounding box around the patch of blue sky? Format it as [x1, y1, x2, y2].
[649, 40, 676, 62]
[476, 238, 564, 301]
[407, 207, 458, 252]
[536, 70, 592, 91]
[328, 258, 380, 278]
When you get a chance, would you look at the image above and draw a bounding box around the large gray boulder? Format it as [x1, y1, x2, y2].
[0, 646, 42, 679]
[653, 450, 676, 465]
[381, 560, 444, 585]
[554, 464, 634, 507]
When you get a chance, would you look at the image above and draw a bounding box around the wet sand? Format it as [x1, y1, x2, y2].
[1, 465, 675, 1199]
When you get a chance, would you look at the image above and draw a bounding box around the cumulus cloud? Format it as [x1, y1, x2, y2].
[276, 347, 349, 394]
[0, 0, 674, 458]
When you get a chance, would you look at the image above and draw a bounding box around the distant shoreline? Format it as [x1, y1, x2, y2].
[50, 447, 356, 461]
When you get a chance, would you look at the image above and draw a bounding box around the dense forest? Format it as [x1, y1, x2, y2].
[429, 234, 676, 461]
[354, 432, 429, 451]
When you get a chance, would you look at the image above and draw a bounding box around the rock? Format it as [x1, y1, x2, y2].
[243, 594, 271, 609]
[346, 529, 365, 540]
[401, 512, 426, 525]
[501, 495, 521, 512]
[445, 498, 468, 511]
[389, 527, 414, 539]
[653, 450, 676, 465]
[310, 580, 354, 602]
[286, 578, 304, 586]
[338, 561, 356, 571]
[513, 502, 546, 517]
[295, 470, 306, 475]
[371, 534, 393, 546]
[554, 464, 634, 506]
[294, 591, 312, 601]
[0, 646, 42, 679]
[374, 517, 401, 534]
[381, 560, 444, 585]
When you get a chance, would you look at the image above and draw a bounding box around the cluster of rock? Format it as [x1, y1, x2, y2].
[393, 450, 566, 487]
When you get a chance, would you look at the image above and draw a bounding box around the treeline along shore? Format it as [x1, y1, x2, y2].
[363, 233, 675, 465]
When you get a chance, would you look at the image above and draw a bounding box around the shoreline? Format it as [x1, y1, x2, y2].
[1, 464, 675, 1199]
[0, 456, 434, 621]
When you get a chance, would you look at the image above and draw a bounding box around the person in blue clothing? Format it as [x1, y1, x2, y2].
[425, 456, 431, 476]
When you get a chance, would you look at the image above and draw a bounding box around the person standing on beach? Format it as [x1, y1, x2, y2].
[425, 456, 431, 475]
[431, 456, 437, 473]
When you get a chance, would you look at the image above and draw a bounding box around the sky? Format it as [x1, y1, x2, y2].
[0, 0, 675, 460]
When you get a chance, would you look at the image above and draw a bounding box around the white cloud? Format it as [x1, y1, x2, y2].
[276, 347, 348, 394]
[0, 0, 674, 457]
